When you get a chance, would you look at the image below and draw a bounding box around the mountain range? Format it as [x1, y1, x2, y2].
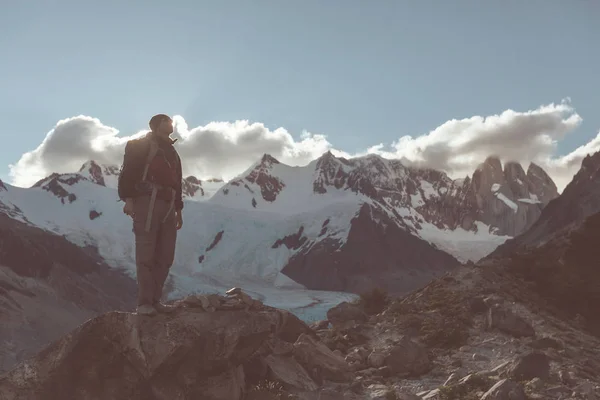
[0, 149, 574, 373]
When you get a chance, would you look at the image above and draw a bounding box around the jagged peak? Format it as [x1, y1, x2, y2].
[0, 178, 6, 191]
[526, 162, 553, 183]
[482, 155, 502, 171]
[260, 153, 280, 166]
[503, 160, 526, 178]
[78, 160, 101, 172]
[579, 150, 600, 171]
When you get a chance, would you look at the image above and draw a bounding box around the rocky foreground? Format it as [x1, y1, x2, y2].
[1, 273, 599, 400]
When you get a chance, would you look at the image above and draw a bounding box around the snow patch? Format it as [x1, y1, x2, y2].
[419, 180, 437, 200]
[495, 192, 518, 212]
[518, 192, 542, 204]
[491, 183, 501, 192]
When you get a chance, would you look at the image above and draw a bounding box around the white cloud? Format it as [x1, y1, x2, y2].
[8, 100, 600, 192]
[9, 115, 332, 187]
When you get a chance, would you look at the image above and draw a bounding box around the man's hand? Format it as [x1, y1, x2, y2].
[123, 198, 134, 217]
[175, 210, 183, 230]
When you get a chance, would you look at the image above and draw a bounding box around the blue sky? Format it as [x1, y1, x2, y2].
[1, 1, 598, 187]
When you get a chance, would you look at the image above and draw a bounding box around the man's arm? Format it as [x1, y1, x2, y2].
[175, 152, 184, 211]
[118, 141, 141, 201]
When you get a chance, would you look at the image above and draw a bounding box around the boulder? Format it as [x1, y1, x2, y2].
[0, 307, 278, 399]
[326, 301, 367, 329]
[293, 333, 352, 383]
[0, 293, 333, 400]
[486, 306, 535, 338]
[384, 336, 431, 377]
[481, 379, 527, 400]
[264, 354, 318, 391]
[507, 351, 550, 381]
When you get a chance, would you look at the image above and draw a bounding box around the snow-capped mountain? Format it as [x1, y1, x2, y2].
[0, 150, 565, 372]
[212, 152, 558, 251]
[0, 151, 558, 295]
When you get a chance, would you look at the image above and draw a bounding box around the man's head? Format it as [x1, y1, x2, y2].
[149, 114, 174, 136]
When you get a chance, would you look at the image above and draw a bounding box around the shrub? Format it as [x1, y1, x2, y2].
[359, 287, 389, 314]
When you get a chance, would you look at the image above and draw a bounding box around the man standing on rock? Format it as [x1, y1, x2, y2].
[118, 114, 184, 316]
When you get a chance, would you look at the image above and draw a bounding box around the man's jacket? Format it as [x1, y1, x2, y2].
[118, 131, 184, 211]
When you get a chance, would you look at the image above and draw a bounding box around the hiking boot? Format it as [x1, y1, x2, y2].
[154, 302, 176, 314]
[136, 304, 157, 316]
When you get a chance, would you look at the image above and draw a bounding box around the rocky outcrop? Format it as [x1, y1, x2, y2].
[451, 156, 559, 236]
[31, 173, 81, 203]
[281, 203, 459, 295]
[0, 290, 355, 400]
[0, 179, 6, 191]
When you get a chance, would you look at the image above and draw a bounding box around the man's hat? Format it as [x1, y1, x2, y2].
[149, 114, 172, 131]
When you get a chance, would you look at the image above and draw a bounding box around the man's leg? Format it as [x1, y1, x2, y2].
[133, 196, 159, 311]
[153, 202, 177, 305]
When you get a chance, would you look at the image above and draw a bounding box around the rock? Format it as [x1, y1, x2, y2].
[384, 336, 431, 377]
[327, 301, 367, 329]
[226, 287, 242, 295]
[507, 351, 550, 381]
[527, 336, 563, 350]
[350, 380, 363, 393]
[559, 369, 576, 386]
[526, 377, 544, 391]
[310, 320, 330, 330]
[444, 372, 459, 386]
[293, 333, 352, 383]
[490, 361, 511, 375]
[367, 383, 396, 399]
[267, 338, 294, 355]
[396, 392, 421, 400]
[376, 366, 391, 378]
[333, 349, 343, 357]
[469, 296, 488, 313]
[264, 354, 318, 391]
[572, 381, 597, 399]
[422, 388, 440, 399]
[451, 359, 463, 367]
[486, 306, 535, 338]
[483, 295, 504, 308]
[0, 307, 287, 400]
[481, 379, 527, 400]
[545, 385, 573, 396]
[367, 351, 386, 368]
[473, 353, 490, 361]
[243, 355, 269, 385]
[345, 347, 368, 364]
[277, 309, 316, 343]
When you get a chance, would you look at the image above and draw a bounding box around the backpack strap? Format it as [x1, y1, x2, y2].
[141, 139, 159, 182]
[141, 138, 160, 232]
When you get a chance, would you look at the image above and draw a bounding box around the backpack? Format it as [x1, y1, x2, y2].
[117, 135, 159, 201]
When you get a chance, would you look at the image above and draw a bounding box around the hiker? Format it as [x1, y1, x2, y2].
[117, 114, 184, 316]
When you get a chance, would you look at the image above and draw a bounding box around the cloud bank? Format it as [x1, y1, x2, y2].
[9, 100, 599, 192]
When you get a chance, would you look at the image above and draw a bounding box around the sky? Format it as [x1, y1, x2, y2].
[1, 0, 599, 191]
